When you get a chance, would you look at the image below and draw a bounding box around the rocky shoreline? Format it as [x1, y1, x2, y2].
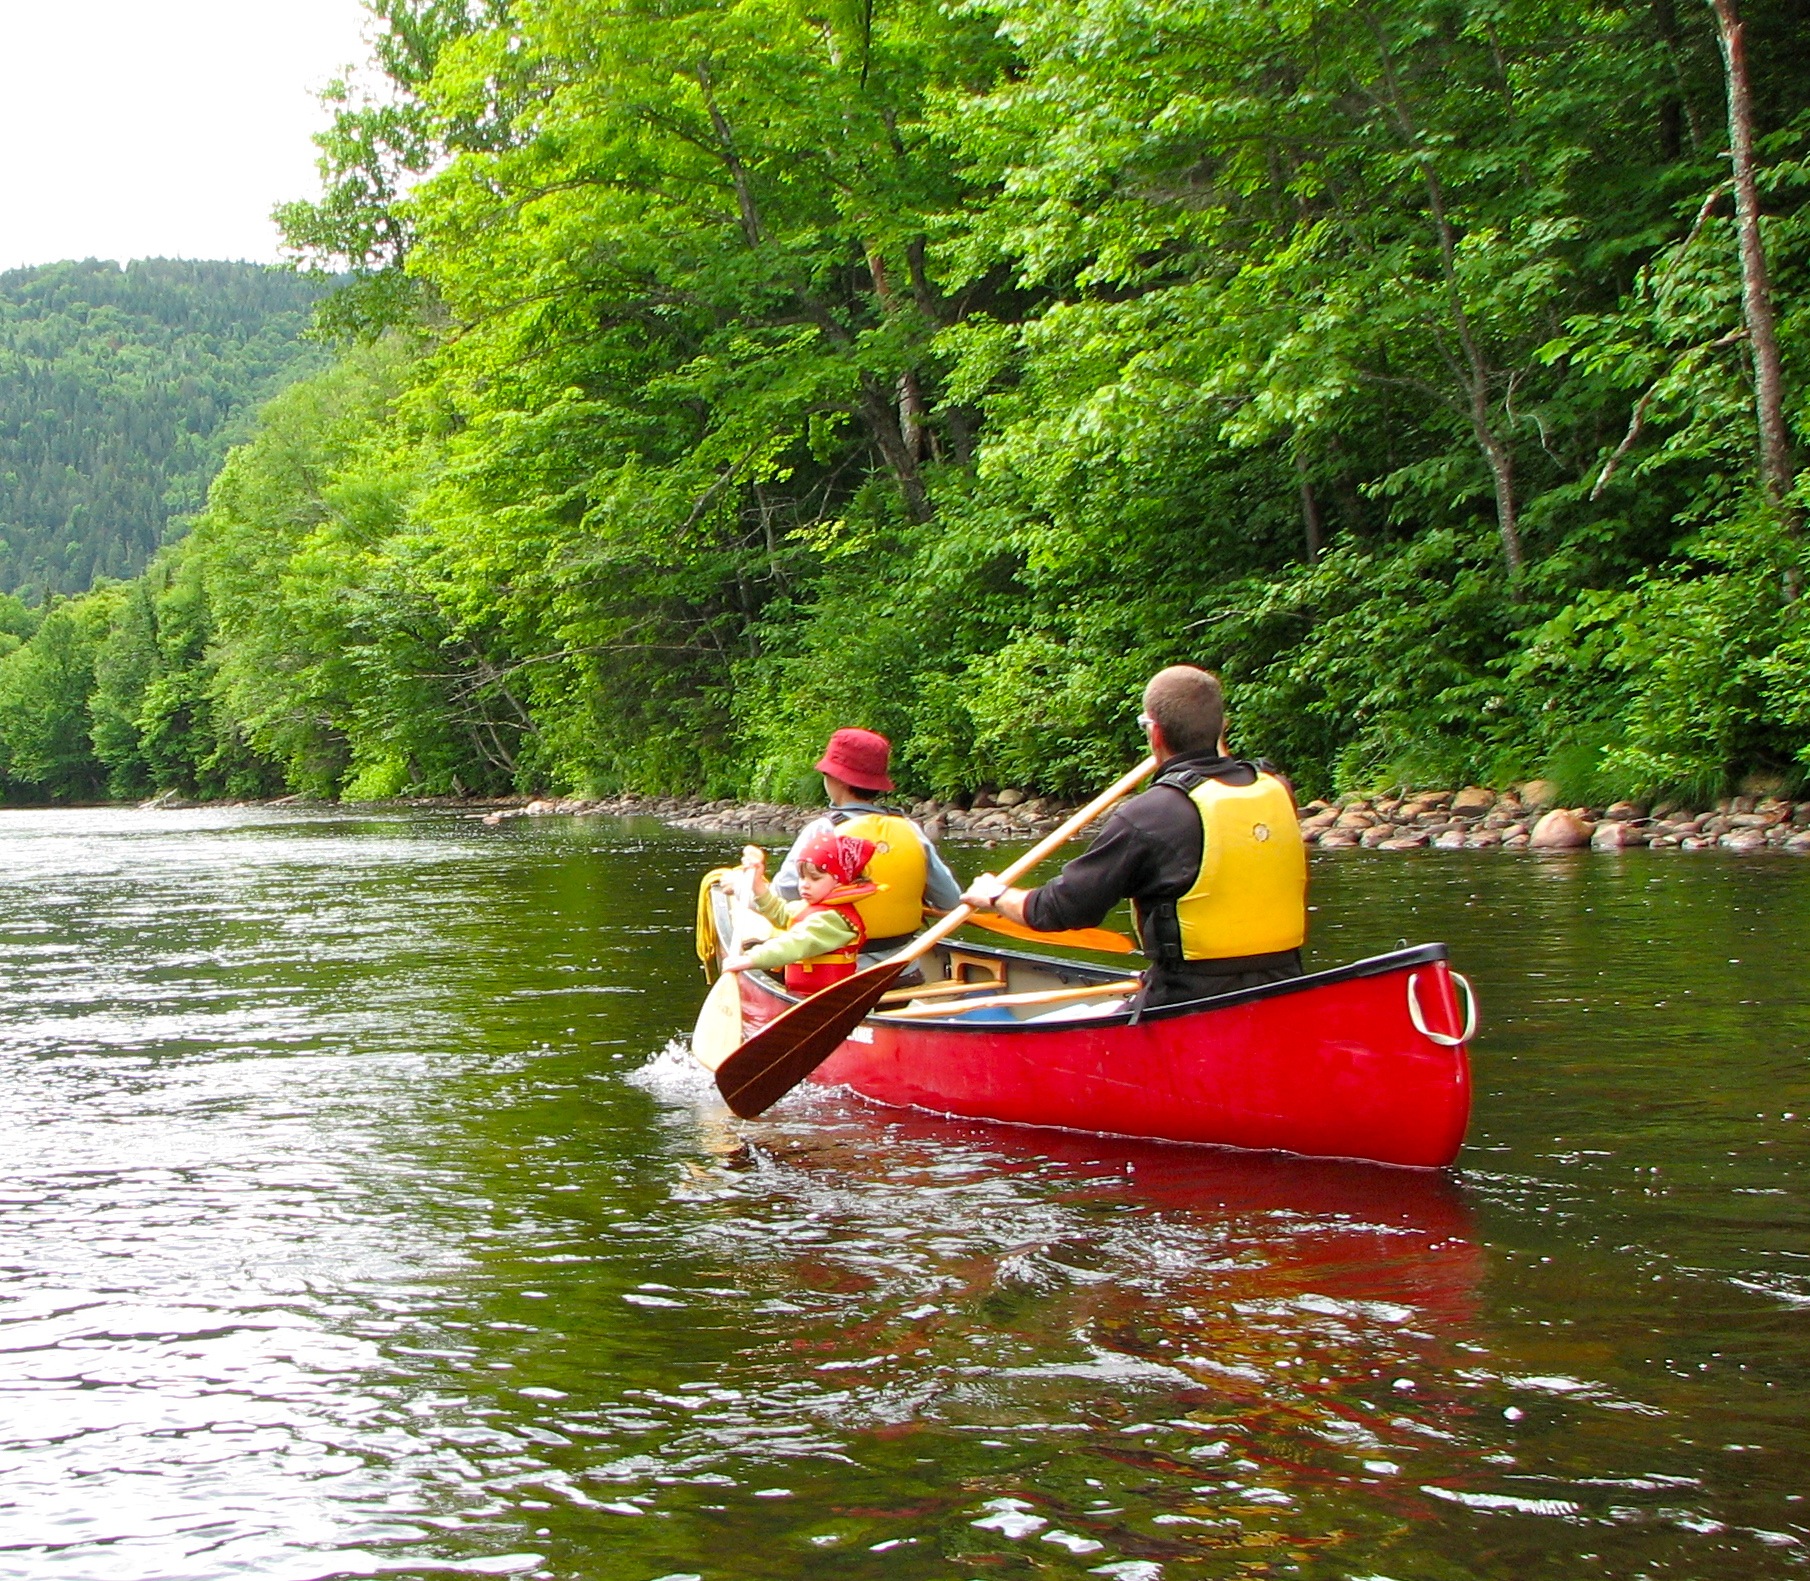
[1297, 783, 1810, 853]
[471, 781, 1810, 855]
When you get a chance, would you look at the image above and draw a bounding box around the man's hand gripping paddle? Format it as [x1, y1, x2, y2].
[711, 757, 1158, 1119]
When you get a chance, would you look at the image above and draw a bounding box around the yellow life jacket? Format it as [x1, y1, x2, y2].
[1147, 768, 1306, 961]
[829, 811, 928, 939]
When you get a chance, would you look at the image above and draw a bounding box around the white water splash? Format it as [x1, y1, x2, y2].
[627, 1036, 718, 1100]
[1420, 1486, 1581, 1517]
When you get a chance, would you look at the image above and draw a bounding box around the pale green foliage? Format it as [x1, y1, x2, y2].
[0, 590, 120, 798]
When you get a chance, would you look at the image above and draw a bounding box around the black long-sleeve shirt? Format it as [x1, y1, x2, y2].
[1021, 752, 1261, 936]
[1023, 752, 1301, 1004]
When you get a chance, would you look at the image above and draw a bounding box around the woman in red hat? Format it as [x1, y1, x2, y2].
[723, 833, 879, 995]
[771, 728, 962, 958]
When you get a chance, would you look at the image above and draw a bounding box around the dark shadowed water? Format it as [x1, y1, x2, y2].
[0, 807, 1804, 1581]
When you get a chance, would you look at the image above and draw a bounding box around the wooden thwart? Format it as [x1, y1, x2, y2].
[876, 975, 1005, 1005]
[877, 978, 1142, 1021]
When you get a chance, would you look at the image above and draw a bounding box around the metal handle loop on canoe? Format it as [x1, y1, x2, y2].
[1407, 970, 1477, 1047]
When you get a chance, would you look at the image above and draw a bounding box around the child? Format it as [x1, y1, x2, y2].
[722, 833, 879, 995]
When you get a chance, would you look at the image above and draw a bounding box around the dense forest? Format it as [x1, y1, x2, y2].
[0, 0, 1804, 807]
[0, 259, 330, 599]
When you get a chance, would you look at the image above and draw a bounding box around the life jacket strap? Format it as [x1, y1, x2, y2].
[1141, 899, 1186, 968]
[1152, 757, 1275, 796]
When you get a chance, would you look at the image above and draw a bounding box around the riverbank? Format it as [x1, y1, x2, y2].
[467, 783, 1810, 854]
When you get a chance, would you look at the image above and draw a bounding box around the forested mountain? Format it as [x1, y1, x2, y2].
[0, 260, 329, 599]
[0, 0, 1804, 807]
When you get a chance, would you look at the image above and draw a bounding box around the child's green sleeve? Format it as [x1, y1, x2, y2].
[741, 907, 860, 971]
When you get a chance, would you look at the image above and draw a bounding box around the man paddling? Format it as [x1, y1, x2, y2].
[961, 666, 1307, 1009]
[774, 727, 962, 958]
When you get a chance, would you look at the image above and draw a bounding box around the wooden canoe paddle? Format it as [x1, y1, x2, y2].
[690, 852, 774, 1072]
[690, 971, 745, 1072]
[711, 755, 1157, 1119]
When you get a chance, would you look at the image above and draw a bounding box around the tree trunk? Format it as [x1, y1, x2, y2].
[899, 372, 928, 462]
[1368, 31, 1528, 584]
[1651, 0, 1686, 158]
[859, 377, 932, 522]
[1477, 424, 1524, 584]
[1294, 451, 1323, 565]
[696, 63, 765, 248]
[866, 248, 931, 466]
[1709, 0, 1799, 567]
[943, 403, 979, 467]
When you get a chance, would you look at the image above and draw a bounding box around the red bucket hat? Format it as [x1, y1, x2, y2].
[800, 832, 877, 886]
[815, 727, 894, 794]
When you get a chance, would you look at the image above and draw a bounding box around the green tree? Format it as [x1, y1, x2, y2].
[0, 590, 121, 798]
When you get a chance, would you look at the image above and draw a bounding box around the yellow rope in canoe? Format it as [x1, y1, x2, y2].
[695, 867, 739, 977]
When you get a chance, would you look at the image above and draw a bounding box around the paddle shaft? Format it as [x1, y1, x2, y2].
[878, 754, 1158, 972]
[877, 975, 1004, 1005]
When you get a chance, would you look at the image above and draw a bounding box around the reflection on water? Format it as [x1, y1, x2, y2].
[0, 807, 1803, 1579]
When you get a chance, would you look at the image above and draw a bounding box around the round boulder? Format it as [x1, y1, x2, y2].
[1530, 809, 1591, 850]
[1379, 833, 1429, 850]
[1590, 820, 1631, 850]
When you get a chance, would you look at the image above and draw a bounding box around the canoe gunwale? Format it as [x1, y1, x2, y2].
[744, 936, 1453, 1033]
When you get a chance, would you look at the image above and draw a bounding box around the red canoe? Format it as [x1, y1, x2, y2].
[722, 914, 1475, 1168]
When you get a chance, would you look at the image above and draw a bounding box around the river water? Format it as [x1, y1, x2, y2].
[0, 807, 1803, 1581]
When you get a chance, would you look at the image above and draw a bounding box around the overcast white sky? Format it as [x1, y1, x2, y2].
[0, 0, 373, 270]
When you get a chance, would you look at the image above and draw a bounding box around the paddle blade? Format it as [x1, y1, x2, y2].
[690, 972, 745, 1073]
[713, 959, 907, 1118]
[960, 912, 1135, 955]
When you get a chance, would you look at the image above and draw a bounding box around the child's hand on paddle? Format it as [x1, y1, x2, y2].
[738, 844, 770, 896]
[721, 951, 754, 973]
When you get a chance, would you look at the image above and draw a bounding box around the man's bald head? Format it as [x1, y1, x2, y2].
[1142, 665, 1224, 757]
